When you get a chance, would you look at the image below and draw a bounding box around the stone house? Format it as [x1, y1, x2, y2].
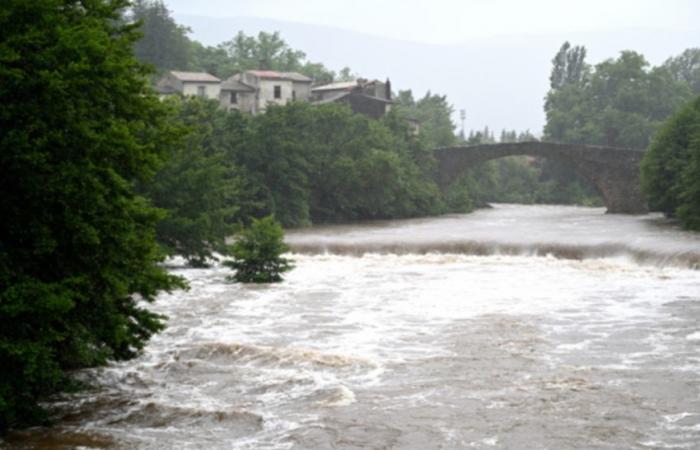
[311, 79, 393, 118]
[219, 70, 312, 114]
[155, 71, 221, 100]
[155, 71, 396, 120]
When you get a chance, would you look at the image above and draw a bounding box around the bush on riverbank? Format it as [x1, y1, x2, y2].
[641, 95, 700, 230]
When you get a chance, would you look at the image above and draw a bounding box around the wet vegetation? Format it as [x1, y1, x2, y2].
[641, 95, 700, 230]
[224, 216, 293, 283]
[0, 0, 186, 431]
[1, 0, 699, 436]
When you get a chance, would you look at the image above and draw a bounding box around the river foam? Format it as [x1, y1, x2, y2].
[287, 204, 700, 268]
[5, 205, 700, 449]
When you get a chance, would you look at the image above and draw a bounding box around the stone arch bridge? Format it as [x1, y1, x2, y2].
[434, 141, 647, 214]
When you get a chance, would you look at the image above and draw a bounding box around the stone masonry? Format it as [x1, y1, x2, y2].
[434, 141, 648, 214]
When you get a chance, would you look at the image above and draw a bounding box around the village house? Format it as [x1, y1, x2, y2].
[311, 78, 393, 119]
[155, 71, 221, 100]
[154, 71, 395, 119]
[219, 70, 312, 114]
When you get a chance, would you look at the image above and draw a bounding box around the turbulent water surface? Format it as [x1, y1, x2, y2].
[5, 205, 700, 449]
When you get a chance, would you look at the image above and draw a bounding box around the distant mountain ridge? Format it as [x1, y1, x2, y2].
[175, 14, 697, 133]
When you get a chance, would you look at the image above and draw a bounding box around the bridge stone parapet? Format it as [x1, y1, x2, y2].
[434, 141, 648, 214]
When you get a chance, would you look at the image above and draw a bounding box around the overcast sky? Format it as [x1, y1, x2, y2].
[163, 1, 698, 133]
[163, 0, 698, 45]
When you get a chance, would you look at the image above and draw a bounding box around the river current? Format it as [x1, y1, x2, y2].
[5, 205, 700, 449]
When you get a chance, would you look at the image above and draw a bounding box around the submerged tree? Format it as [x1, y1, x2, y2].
[224, 216, 293, 283]
[0, 0, 184, 431]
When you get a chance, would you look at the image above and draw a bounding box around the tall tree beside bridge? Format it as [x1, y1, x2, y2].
[544, 43, 694, 148]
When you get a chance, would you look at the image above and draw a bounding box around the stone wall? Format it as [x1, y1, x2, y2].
[434, 141, 648, 214]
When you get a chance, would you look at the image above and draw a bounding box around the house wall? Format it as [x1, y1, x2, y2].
[347, 93, 389, 119]
[292, 82, 312, 101]
[220, 90, 256, 113]
[256, 79, 294, 111]
[182, 82, 221, 100]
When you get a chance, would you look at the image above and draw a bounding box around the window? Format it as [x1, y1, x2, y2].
[292, 90, 296, 101]
[230, 92, 238, 104]
[197, 85, 206, 97]
[273, 85, 281, 99]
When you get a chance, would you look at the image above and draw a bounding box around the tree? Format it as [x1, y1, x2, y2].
[395, 90, 457, 148]
[236, 102, 313, 227]
[188, 30, 347, 83]
[0, 0, 184, 430]
[641, 95, 700, 229]
[663, 48, 700, 95]
[224, 216, 293, 283]
[189, 40, 236, 79]
[544, 46, 693, 148]
[548, 41, 589, 90]
[140, 97, 244, 266]
[129, 0, 191, 73]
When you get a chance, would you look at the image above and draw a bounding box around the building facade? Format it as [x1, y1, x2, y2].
[219, 70, 312, 114]
[311, 79, 393, 118]
[155, 71, 221, 100]
[155, 71, 395, 120]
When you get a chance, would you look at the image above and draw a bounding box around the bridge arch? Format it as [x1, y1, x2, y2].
[434, 141, 648, 214]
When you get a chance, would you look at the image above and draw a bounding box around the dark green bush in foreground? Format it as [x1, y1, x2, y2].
[225, 216, 293, 283]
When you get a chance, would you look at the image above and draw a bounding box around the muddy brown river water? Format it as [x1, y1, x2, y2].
[4, 205, 700, 449]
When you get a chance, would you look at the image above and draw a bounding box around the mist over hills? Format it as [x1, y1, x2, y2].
[175, 14, 696, 134]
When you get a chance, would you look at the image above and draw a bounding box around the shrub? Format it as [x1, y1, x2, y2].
[224, 216, 293, 283]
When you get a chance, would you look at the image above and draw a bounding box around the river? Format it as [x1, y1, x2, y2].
[5, 205, 700, 449]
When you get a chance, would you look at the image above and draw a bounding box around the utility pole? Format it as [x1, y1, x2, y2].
[459, 109, 466, 141]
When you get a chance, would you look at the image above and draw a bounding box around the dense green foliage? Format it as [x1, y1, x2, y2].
[395, 90, 458, 148]
[663, 48, 700, 95]
[224, 216, 293, 283]
[139, 97, 245, 266]
[544, 43, 693, 148]
[192, 31, 354, 82]
[0, 0, 184, 430]
[641, 96, 700, 229]
[130, 0, 190, 73]
[230, 102, 446, 227]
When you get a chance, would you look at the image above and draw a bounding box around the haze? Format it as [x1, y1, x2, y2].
[165, 0, 699, 133]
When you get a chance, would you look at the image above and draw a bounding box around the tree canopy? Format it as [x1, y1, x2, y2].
[544, 43, 694, 148]
[139, 97, 245, 266]
[0, 0, 184, 430]
[641, 95, 700, 229]
[129, 0, 191, 73]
